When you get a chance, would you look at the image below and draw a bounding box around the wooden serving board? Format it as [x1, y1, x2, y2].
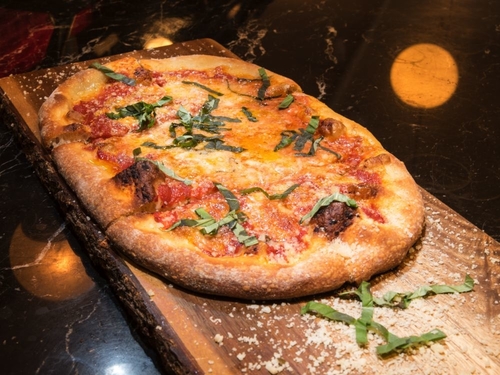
[1, 39, 499, 375]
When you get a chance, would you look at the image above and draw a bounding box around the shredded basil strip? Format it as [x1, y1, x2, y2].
[274, 130, 298, 152]
[240, 184, 300, 200]
[305, 115, 320, 134]
[340, 274, 475, 309]
[204, 139, 245, 153]
[300, 192, 357, 224]
[135, 157, 192, 185]
[181, 80, 223, 96]
[167, 95, 244, 152]
[214, 182, 240, 211]
[257, 68, 270, 100]
[241, 107, 258, 122]
[106, 96, 172, 131]
[273, 115, 339, 159]
[278, 94, 294, 109]
[301, 275, 474, 356]
[90, 62, 136, 86]
[167, 183, 258, 247]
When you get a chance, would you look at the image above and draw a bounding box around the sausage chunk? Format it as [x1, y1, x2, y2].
[317, 118, 345, 139]
[311, 201, 356, 240]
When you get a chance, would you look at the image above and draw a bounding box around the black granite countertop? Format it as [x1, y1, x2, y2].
[1, 1, 499, 374]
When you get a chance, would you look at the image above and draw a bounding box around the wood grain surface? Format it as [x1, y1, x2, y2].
[1, 39, 499, 375]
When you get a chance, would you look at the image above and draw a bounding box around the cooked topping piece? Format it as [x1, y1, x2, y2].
[317, 118, 345, 139]
[343, 183, 378, 200]
[362, 153, 391, 169]
[112, 160, 162, 205]
[311, 202, 356, 239]
[58, 122, 91, 144]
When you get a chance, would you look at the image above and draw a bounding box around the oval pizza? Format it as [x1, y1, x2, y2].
[38, 54, 424, 300]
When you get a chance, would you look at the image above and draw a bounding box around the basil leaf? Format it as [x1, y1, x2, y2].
[107, 96, 172, 131]
[318, 144, 342, 160]
[167, 183, 258, 247]
[295, 136, 324, 157]
[300, 301, 356, 326]
[133, 147, 142, 157]
[167, 208, 217, 233]
[305, 115, 320, 134]
[278, 94, 294, 109]
[242, 107, 258, 122]
[135, 157, 192, 185]
[257, 68, 270, 100]
[369, 274, 475, 309]
[177, 106, 193, 127]
[211, 115, 241, 123]
[302, 276, 458, 357]
[300, 192, 358, 224]
[274, 130, 298, 152]
[204, 139, 245, 153]
[214, 183, 240, 211]
[182, 81, 223, 96]
[240, 184, 300, 200]
[90, 62, 136, 86]
[376, 329, 447, 356]
[293, 129, 313, 152]
[231, 221, 259, 247]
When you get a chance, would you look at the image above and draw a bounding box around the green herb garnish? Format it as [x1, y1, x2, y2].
[301, 275, 474, 357]
[90, 62, 136, 86]
[257, 68, 270, 100]
[166, 95, 244, 152]
[240, 184, 300, 200]
[241, 107, 258, 122]
[182, 81, 223, 96]
[300, 192, 357, 224]
[278, 94, 294, 109]
[273, 115, 340, 159]
[167, 183, 258, 247]
[106, 96, 172, 131]
[341, 274, 475, 309]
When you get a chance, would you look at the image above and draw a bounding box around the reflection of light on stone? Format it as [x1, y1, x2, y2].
[390, 43, 459, 108]
[105, 364, 127, 375]
[93, 33, 119, 56]
[9, 224, 94, 301]
[144, 36, 173, 49]
[142, 17, 189, 50]
[228, 3, 242, 19]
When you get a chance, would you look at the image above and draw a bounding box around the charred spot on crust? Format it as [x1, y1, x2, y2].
[133, 67, 153, 85]
[311, 201, 356, 240]
[112, 160, 161, 204]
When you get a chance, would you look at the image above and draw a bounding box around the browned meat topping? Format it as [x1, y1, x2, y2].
[311, 201, 356, 240]
[344, 183, 378, 200]
[112, 160, 161, 204]
[317, 118, 345, 139]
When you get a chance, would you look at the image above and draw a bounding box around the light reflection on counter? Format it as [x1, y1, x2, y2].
[9, 223, 94, 301]
[390, 43, 459, 108]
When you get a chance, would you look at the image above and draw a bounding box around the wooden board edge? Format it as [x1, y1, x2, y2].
[0, 38, 242, 375]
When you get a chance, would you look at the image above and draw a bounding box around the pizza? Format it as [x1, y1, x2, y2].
[38, 54, 424, 300]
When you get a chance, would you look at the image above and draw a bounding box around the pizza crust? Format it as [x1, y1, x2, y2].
[38, 54, 425, 300]
[105, 154, 424, 300]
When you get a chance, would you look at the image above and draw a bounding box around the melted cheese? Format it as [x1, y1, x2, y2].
[72, 60, 385, 261]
